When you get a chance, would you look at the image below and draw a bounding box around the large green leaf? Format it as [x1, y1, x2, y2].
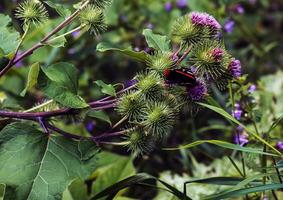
[62, 179, 88, 200]
[142, 29, 171, 53]
[96, 42, 148, 63]
[164, 140, 279, 156]
[0, 122, 100, 200]
[0, 14, 20, 55]
[39, 62, 88, 108]
[87, 110, 112, 125]
[197, 102, 282, 156]
[0, 184, 4, 200]
[21, 62, 40, 96]
[92, 155, 136, 197]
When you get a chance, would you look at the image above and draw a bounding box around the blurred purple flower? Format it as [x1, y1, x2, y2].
[186, 78, 207, 101]
[68, 48, 76, 55]
[86, 121, 95, 133]
[165, 2, 173, 12]
[146, 23, 154, 29]
[15, 51, 24, 68]
[176, 0, 187, 9]
[224, 19, 235, 34]
[134, 47, 140, 52]
[229, 58, 242, 78]
[234, 126, 248, 146]
[276, 141, 283, 150]
[248, 84, 257, 93]
[71, 31, 80, 38]
[125, 79, 138, 87]
[234, 4, 245, 14]
[248, 0, 257, 5]
[232, 103, 242, 120]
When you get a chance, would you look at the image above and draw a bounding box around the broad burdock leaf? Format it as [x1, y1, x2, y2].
[39, 62, 88, 108]
[0, 122, 100, 200]
[21, 62, 40, 96]
[142, 29, 171, 53]
[95, 80, 116, 97]
[96, 42, 149, 63]
[0, 14, 20, 55]
[87, 110, 112, 125]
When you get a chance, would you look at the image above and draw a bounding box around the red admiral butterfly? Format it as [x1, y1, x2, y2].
[163, 68, 196, 86]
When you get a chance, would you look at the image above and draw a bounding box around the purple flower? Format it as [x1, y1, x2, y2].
[211, 48, 223, 62]
[248, 0, 257, 5]
[248, 84, 257, 93]
[234, 126, 248, 146]
[71, 31, 80, 38]
[229, 58, 242, 78]
[68, 48, 76, 55]
[176, 0, 187, 9]
[125, 79, 138, 87]
[164, 2, 173, 12]
[232, 103, 242, 120]
[224, 19, 235, 34]
[234, 4, 245, 14]
[276, 141, 283, 150]
[190, 12, 221, 32]
[86, 121, 95, 133]
[186, 79, 207, 101]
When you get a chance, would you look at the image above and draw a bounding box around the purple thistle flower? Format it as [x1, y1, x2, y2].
[176, 0, 187, 9]
[190, 12, 221, 32]
[228, 58, 242, 78]
[232, 103, 242, 120]
[234, 126, 248, 146]
[164, 2, 173, 12]
[248, 84, 257, 93]
[186, 79, 207, 101]
[224, 19, 235, 34]
[211, 48, 223, 62]
[276, 141, 283, 150]
[205, 14, 222, 31]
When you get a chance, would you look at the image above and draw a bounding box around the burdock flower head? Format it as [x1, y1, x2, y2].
[172, 12, 221, 45]
[228, 58, 242, 78]
[186, 78, 207, 101]
[15, 0, 48, 26]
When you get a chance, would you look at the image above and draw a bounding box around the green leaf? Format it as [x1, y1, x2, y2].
[21, 62, 40, 96]
[95, 80, 116, 97]
[197, 102, 282, 156]
[142, 29, 171, 53]
[47, 36, 67, 48]
[0, 14, 20, 55]
[62, 179, 88, 200]
[39, 62, 88, 108]
[91, 173, 190, 200]
[44, 1, 71, 18]
[0, 122, 100, 200]
[0, 184, 5, 200]
[267, 114, 283, 134]
[96, 42, 149, 63]
[204, 184, 283, 200]
[164, 140, 279, 156]
[92, 156, 136, 197]
[87, 110, 112, 125]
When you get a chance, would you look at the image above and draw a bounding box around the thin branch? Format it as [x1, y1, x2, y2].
[175, 46, 192, 66]
[0, 0, 90, 78]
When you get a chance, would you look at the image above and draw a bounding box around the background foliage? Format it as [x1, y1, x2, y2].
[0, 0, 283, 199]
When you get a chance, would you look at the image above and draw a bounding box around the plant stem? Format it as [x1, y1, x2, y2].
[175, 46, 192, 66]
[46, 25, 86, 45]
[0, 0, 90, 78]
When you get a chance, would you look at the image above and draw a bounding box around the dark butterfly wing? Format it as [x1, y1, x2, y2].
[164, 68, 196, 86]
